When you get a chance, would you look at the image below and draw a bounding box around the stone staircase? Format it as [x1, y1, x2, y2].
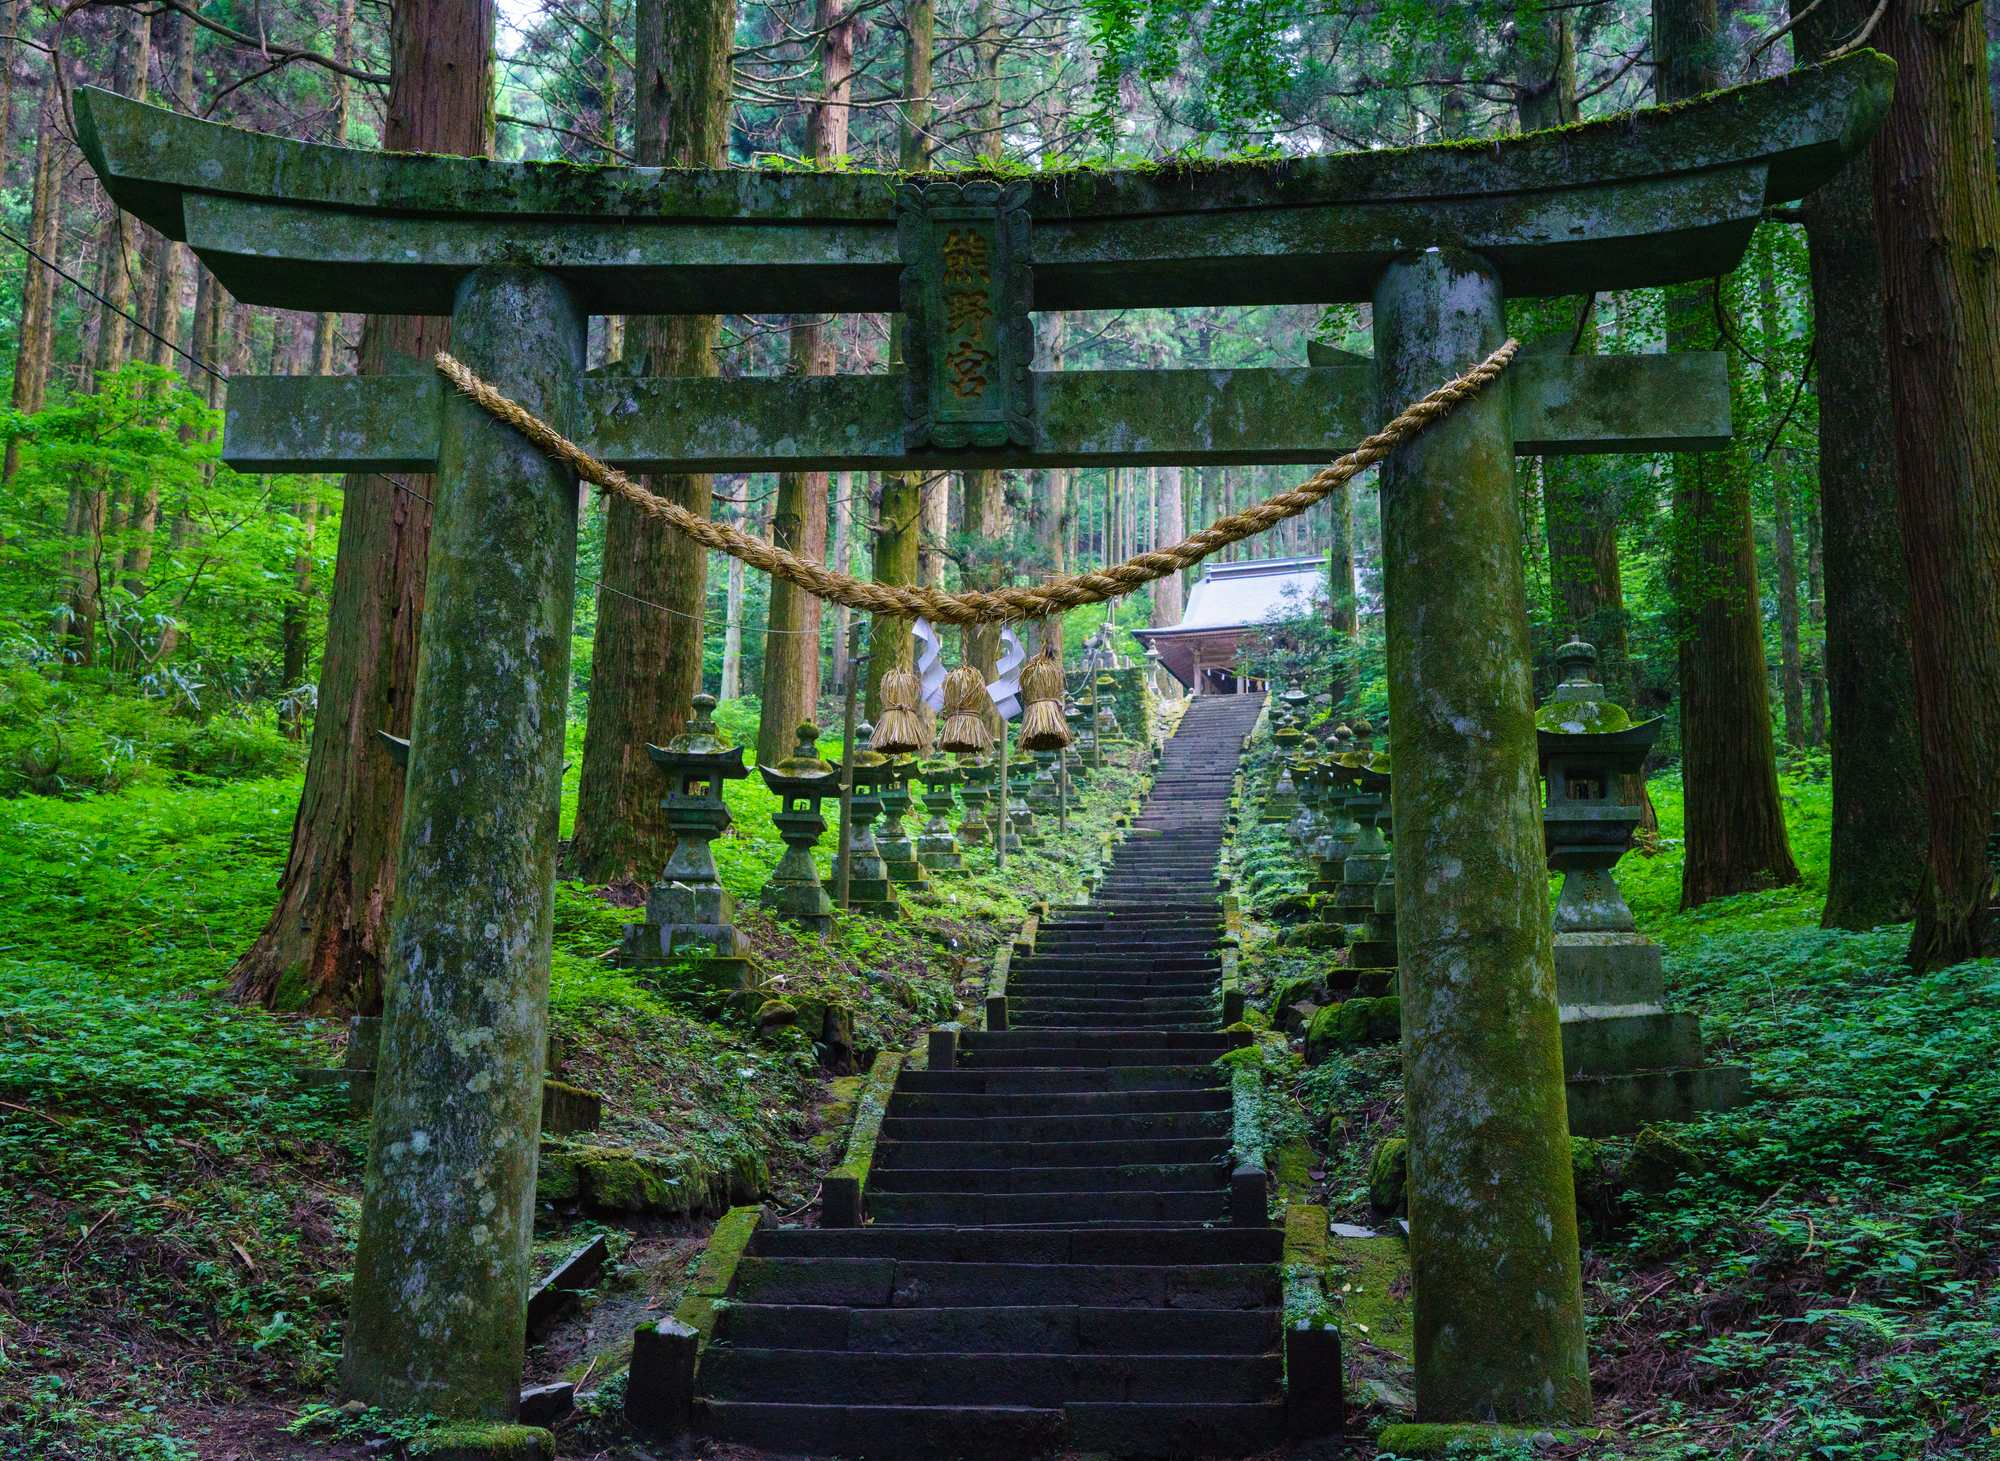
[699, 694, 1276, 1458]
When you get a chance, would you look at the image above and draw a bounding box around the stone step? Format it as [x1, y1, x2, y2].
[885, 1092, 1230, 1123]
[884, 1114, 1229, 1145]
[1008, 994, 1216, 1013]
[869, 1188, 1231, 1225]
[713, 1302, 1281, 1355]
[699, 1349, 1282, 1406]
[898, 1067, 1227, 1095]
[753, 1226, 1282, 1265]
[1009, 1006, 1217, 1026]
[699, 1400, 1065, 1461]
[875, 1141, 1233, 1173]
[869, 1161, 1224, 1194]
[958, 1049, 1227, 1070]
[964, 1030, 1232, 1051]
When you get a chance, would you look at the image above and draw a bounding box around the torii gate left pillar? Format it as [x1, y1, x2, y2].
[343, 268, 584, 1418]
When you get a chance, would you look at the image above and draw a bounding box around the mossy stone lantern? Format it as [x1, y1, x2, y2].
[757, 722, 844, 936]
[957, 755, 995, 847]
[1336, 753, 1393, 924]
[831, 724, 903, 918]
[1536, 639, 1659, 934]
[622, 692, 756, 987]
[1093, 672, 1124, 742]
[1065, 697, 1094, 778]
[1535, 639, 1747, 1135]
[1004, 755, 1038, 848]
[876, 757, 929, 888]
[916, 761, 965, 873]
[1289, 735, 1325, 854]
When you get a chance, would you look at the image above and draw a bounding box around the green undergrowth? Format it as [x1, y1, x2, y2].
[1248, 767, 2000, 1457]
[0, 707, 1156, 1456]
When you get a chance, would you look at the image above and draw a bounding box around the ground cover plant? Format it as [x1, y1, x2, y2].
[0, 694, 1148, 1458]
[1244, 756, 2000, 1459]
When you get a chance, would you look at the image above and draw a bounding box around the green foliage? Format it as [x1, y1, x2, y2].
[0, 365, 337, 703]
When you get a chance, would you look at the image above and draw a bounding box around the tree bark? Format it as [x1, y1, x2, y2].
[1758, 242, 1806, 751]
[721, 476, 746, 700]
[1656, 0, 1798, 908]
[1865, 0, 2000, 967]
[752, 0, 846, 759]
[230, 0, 493, 1012]
[567, 0, 734, 884]
[1795, 74, 1924, 927]
[7, 78, 58, 484]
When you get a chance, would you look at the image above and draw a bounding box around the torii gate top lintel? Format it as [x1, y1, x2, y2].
[77, 53, 1890, 318]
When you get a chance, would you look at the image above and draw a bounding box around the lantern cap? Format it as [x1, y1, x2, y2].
[662, 692, 732, 754]
[779, 722, 829, 776]
[1538, 640, 1636, 733]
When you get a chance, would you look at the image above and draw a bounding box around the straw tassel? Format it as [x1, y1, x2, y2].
[871, 666, 927, 753]
[1017, 642, 1071, 751]
[937, 663, 996, 754]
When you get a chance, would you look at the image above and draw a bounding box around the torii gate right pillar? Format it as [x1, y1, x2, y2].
[1376, 249, 1591, 1422]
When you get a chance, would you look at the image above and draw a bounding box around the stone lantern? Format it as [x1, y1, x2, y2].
[1273, 684, 1307, 748]
[622, 693, 756, 988]
[1336, 757, 1392, 926]
[1064, 698, 1094, 779]
[1289, 736, 1325, 854]
[1537, 639, 1745, 1135]
[757, 722, 844, 936]
[831, 724, 903, 918]
[874, 757, 930, 888]
[957, 755, 996, 847]
[1003, 756, 1037, 849]
[1093, 673, 1124, 742]
[915, 761, 965, 873]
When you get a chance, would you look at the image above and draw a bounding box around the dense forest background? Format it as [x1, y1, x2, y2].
[0, 0, 1993, 1007]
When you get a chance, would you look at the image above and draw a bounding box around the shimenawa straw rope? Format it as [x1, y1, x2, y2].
[434, 339, 1519, 627]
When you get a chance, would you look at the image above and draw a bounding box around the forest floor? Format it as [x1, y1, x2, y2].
[0, 714, 1994, 1461]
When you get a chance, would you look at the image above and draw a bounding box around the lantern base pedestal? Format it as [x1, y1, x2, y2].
[1554, 932, 1747, 1137]
[823, 877, 905, 919]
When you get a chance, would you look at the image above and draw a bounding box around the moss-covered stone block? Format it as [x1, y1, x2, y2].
[1621, 1122, 1706, 1196]
[1365, 994, 1401, 1044]
[753, 999, 797, 1027]
[408, 1424, 555, 1461]
[1277, 921, 1348, 950]
[1376, 1422, 1606, 1457]
[1368, 1136, 1408, 1216]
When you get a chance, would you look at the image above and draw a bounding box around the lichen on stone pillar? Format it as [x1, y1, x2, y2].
[343, 266, 587, 1421]
[1373, 247, 1590, 1425]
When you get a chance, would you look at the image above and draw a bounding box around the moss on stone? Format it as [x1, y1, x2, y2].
[754, 999, 797, 1027]
[1368, 1136, 1408, 1215]
[1623, 1123, 1707, 1195]
[408, 1424, 555, 1461]
[1376, 1422, 1607, 1457]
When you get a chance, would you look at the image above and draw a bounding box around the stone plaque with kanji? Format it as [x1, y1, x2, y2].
[898, 178, 1033, 450]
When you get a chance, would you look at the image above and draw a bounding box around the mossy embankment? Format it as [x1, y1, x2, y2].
[1233, 729, 1999, 1459]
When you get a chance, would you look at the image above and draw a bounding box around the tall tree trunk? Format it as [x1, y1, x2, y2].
[1657, 0, 1798, 908]
[1513, 1, 1578, 130]
[230, 0, 494, 1012]
[1328, 472, 1357, 708]
[831, 470, 853, 691]
[1866, 0, 2000, 967]
[754, 0, 846, 761]
[567, 0, 734, 884]
[974, 0, 1001, 160]
[721, 476, 746, 700]
[1806, 506, 1827, 745]
[1793, 0, 1925, 928]
[961, 467, 1005, 726]
[865, 0, 932, 716]
[90, 9, 151, 390]
[7, 78, 58, 484]
[1758, 240, 1805, 751]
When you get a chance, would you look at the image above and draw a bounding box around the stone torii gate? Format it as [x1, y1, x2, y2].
[78, 54, 1888, 1433]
